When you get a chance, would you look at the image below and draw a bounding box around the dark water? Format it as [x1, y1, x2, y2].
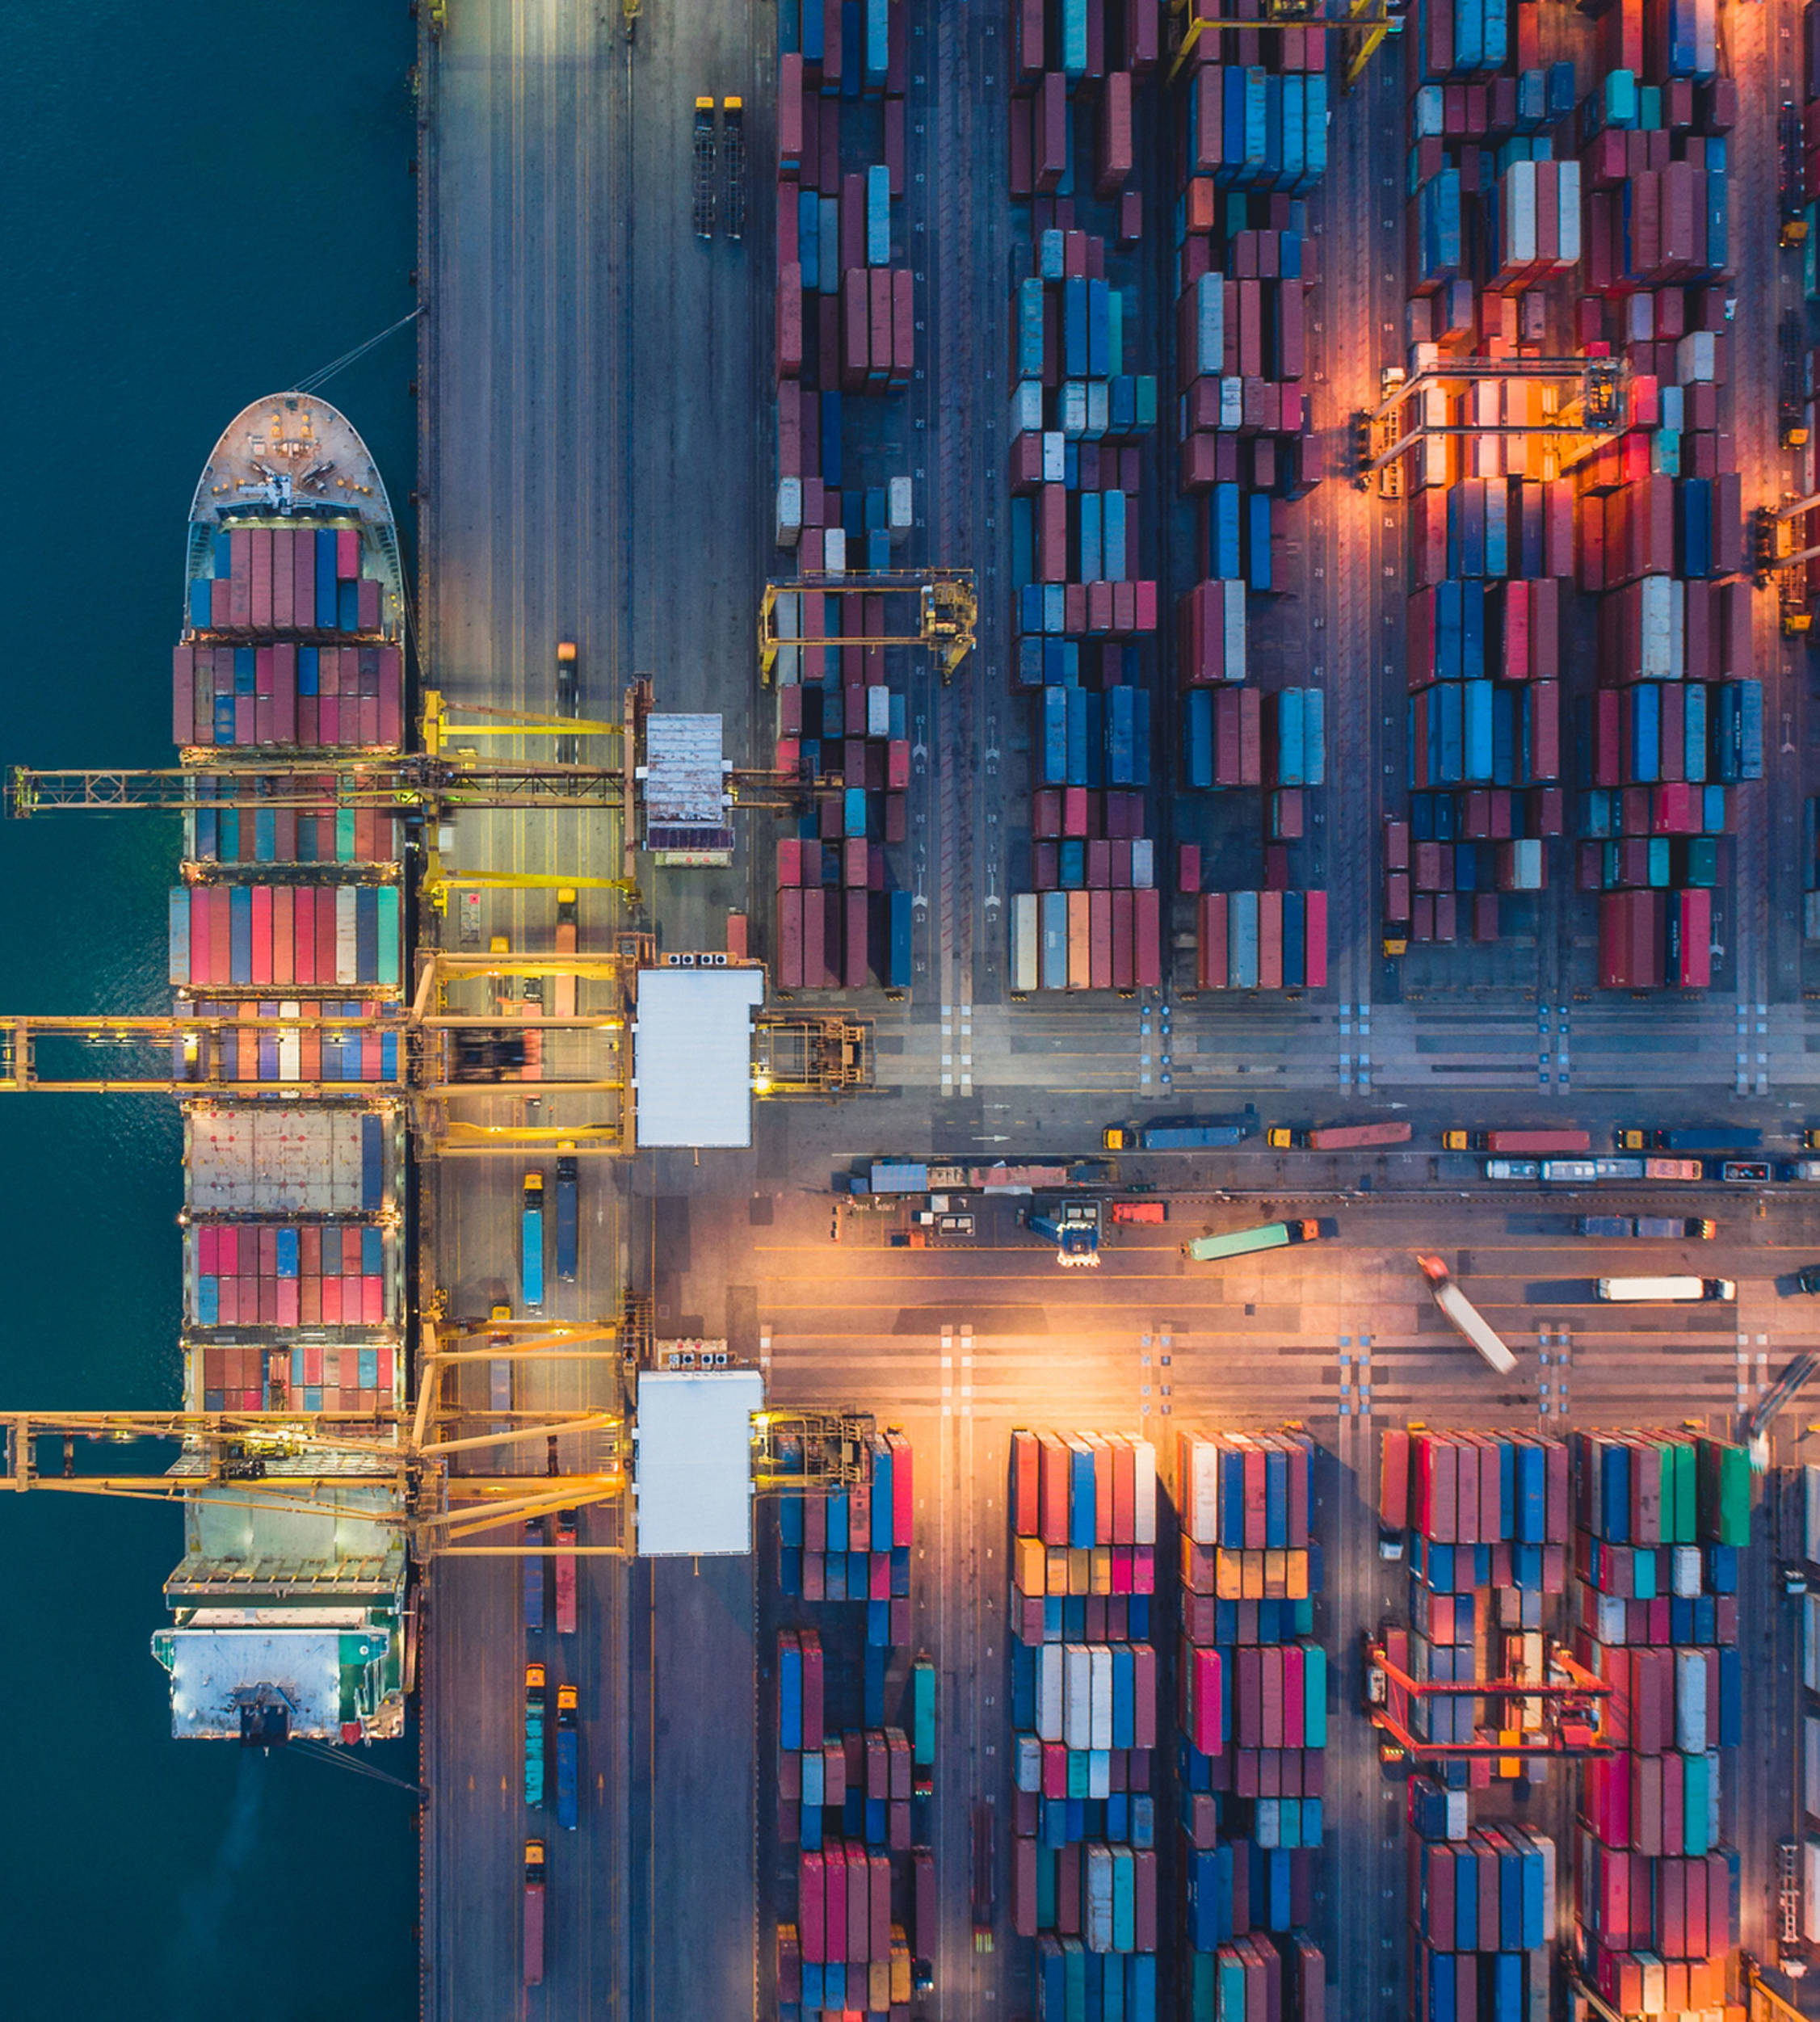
[0, 7, 419, 2015]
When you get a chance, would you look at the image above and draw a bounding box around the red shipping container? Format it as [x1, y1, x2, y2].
[1133, 888, 1161, 987]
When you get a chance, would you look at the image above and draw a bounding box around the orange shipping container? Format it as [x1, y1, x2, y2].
[1066, 891, 1091, 990]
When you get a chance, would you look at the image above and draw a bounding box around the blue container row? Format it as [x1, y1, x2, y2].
[191, 532, 366, 634]
[1203, 484, 1276, 590]
[1033, 1944, 1158, 2022]
[1406, 683, 1557, 788]
[1183, 68, 1330, 195]
[1414, 0, 1511, 74]
[1038, 682, 1153, 789]
[1013, 1600, 1157, 1666]
[777, 0, 891, 89]
[1015, 274, 1132, 383]
[1181, 1836, 1318, 1947]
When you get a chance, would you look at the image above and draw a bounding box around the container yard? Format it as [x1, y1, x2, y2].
[15, 0, 1820, 2017]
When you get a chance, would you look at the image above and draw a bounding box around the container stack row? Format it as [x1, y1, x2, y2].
[1407, 1818, 1557, 2022]
[188, 788, 400, 869]
[1567, 1432, 1748, 2017]
[771, 2, 918, 998]
[175, 1000, 401, 1086]
[1010, 885, 1164, 993]
[780, 1432, 915, 1646]
[1193, 888, 1329, 990]
[168, 884, 403, 993]
[184, 524, 390, 637]
[1007, 1429, 1160, 2021]
[174, 640, 404, 753]
[189, 1221, 396, 1330]
[1176, 1431, 1329, 2022]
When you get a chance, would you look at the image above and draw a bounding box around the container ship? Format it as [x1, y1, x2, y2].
[151, 395, 412, 1746]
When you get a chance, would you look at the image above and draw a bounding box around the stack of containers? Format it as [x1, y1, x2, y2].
[771, 3, 918, 995]
[174, 524, 405, 750]
[178, 1000, 401, 1087]
[1381, 1431, 1568, 2020]
[169, 884, 403, 994]
[1175, 1431, 1330, 2022]
[780, 1431, 915, 1651]
[790, 1834, 912, 2016]
[1193, 889, 1329, 991]
[190, 1222, 394, 1329]
[1567, 1431, 1746, 2016]
[188, 786, 400, 869]
[1571, 0, 1747, 990]
[1006, 1429, 1162, 2022]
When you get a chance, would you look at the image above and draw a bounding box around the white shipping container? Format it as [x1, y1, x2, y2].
[1043, 431, 1066, 482]
[1085, 1843, 1115, 1954]
[1036, 1643, 1064, 1742]
[823, 526, 847, 575]
[1674, 1650, 1708, 1755]
[1086, 381, 1109, 441]
[775, 477, 803, 547]
[1443, 1787, 1469, 1839]
[888, 475, 913, 534]
[1220, 377, 1244, 431]
[1671, 1545, 1701, 1598]
[1805, 1593, 1820, 1693]
[1591, 1591, 1627, 1643]
[1256, 1797, 1281, 1849]
[1221, 578, 1247, 683]
[1087, 1747, 1110, 1800]
[1677, 330, 1717, 384]
[1413, 83, 1444, 136]
[1183, 1435, 1220, 1544]
[335, 885, 358, 986]
[1806, 1842, 1820, 1943]
[1011, 381, 1045, 436]
[1060, 383, 1088, 439]
[866, 685, 890, 738]
[1064, 1642, 1092, 1751]
[1130, 838, 1154, 889]
[1011, 893, 1040, 994]
[1089, 1646, 1114, 1752]
[1015, 1733, 1043, 1792]
[1132, 1438, 1157, 1545]
[1556, 160, 1582, 265]
[279, 1000, 301, 1084]
[1502, 162, 1537, 270]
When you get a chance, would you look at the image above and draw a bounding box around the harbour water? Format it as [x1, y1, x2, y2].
[0, 6, 419, 2012]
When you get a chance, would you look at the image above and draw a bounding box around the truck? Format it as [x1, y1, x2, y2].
[971, 1801, 996, 1952]
[911, 1654, 935, 1797]
[722, 95, 745, 240]
[1026, 1200, 1101, 1267]
[1184, 1219, 1321, 1263]
[554, 1150, 579, 1283]
[1596, 1275, 1735, 1301]
[692, 96, 717, 238]
[1781, 311, 1811, 445]
[555, 641, 578, 764]
[1267, 1120, 1413, 1151]
[555, 1685, 579, 1830]
[1782, 106, 1810, 247]
[1444, 1128, 1591, 1154]
[524, 1662, 547, 1807]
[553, 891, 578, 1019]
[554, 1510, 578, 1634]
[523, 1840, 546, 1987]
[524, 1515, 545, 1633]
[1103, 1115, 1255, 1150]
[522, 1171, 545, 1312]
[1576, 1215, 1717, 1239]
[1616, 1126, 1763, 1153]
[1415, 1254, 1518, 1375]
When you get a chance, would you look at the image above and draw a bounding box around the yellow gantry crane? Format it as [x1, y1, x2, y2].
[1165, 0, 1405, 90]
[759, 569, 977, 685]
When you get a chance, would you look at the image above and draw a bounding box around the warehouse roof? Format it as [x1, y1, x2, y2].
[633, 1369, 764, 1556]
[633, 966, 765, 1148]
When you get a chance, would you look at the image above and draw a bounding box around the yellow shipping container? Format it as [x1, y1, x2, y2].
[1263, 1549, 1287, 1600]
[890, 1935, 911, 2005]
[1215, 1549, 1242, 1600]
[1241, 1549, 1265, 1601]
[1015, 1537, 1047, 1597]
[1286, 1548, 1309, 1601]
[1067, 1546, 1091, 1596]
[1048, 1545, 1070, 1597]
[870, 1960, 892, 2010]
[1091, 1545, 1113, 1595]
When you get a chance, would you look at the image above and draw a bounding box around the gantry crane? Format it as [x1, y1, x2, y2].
[1166, 0, 1406, 90]
[1365, 1630, 1614, 1762]
[759, 570, 977, 685]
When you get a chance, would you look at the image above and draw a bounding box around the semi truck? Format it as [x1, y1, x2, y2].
[722, 95, 745, 240]
[555, 1685, 579, 1831]
[1415, 1255, 1517, 1375]
[523, 1841, 546, 1987]
[1103, 1116, 1254, 1150]
[524, 1662, 547, 1808]
[1267, 1120, 1412, 1150]
[971, 1801, 997, 1952]
[692, 97, 717, 238]
[555, 1150, 579, 1283]
[1444, 1128, 1591, 1154]
[1184, 1219, 1321, 1263]
[1616, 1126, 1763, 1153]
[1576, 1215, 1717, 1240]
[522, 1171, 545, 1312]
[554, 1510, 578, 1634]
[911, 1654, 935, 1797]
[1597, 1275, 1735, 1301]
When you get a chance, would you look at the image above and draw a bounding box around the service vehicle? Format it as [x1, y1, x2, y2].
[692, 96, 717, 238]
[1110, 1200, 1167, 1224]
[1790, 1162, 1820, 1181]
[1183, 1219, 1321, 1263]
[1595, 1276, 1735, 1301]
[722, 95, 745, 240]
[1484, 1159, 1540, 1181]
[1415, 1254, 1517, 1375]
[522, 1171, 545, 1312]
[971, 1801, 996, 1952]
[1103, 1116, 1254, 1151]
[1444, 1128, 1591, 1154]
[1797, 1266, 1820, 1295]
[1024, 1200, 1101, 1267]
[1721, 1160, 1772, 1183]
[1265, 1120, 1412, 1150]
[1646, 1158, 1705, 1181]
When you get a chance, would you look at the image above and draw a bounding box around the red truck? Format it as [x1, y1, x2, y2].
[523, 1839, 545, 1986]
[1267, 1120, 1413, 1151]
[1443, 1128, 1591, 1154]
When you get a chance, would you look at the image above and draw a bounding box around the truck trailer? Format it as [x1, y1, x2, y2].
[1444, 1128, 1591, 1154]
[1104, 1116, 1255, 1150]
[523, 1841, 546, 1987]
[524, 1662, 546, 1808]
[1576, 1215, 1717, 1239]
[555, 1686, 579, 1831]
[1415, 1255, 1517, 1375]
[554, 1151, 579, 1283]
[1266, 1120, 1413, 1150]
[522, 1171, 545, 1313]
[1597, 1275, 1735, 1301]
[1616, 1126, 1764, 1153]
[1183, 1219, 1320, 1263]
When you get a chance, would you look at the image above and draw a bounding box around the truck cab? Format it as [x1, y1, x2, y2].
[1102, 1125, 1137, 1150]
[1267, 1126, 1296, 1149]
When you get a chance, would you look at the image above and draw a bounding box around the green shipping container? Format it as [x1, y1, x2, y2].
[1188, 1953, 1218, 2021]
[1699, 1437, 1751, 1545]
[1037, 1842, 1057, 1929]
[1112, 1845, 1136, 1952]
[1218, 1954, 1247, 2020]
[1303, 1642, 1327, 1747]
[336, 805, 357, 861]
[1683, 1751, 1711, 1856]
[1670, 1440, 1696, 1545]
[1066, 1747, 1091, 1799]
[1063, 1935, 1087, 2020]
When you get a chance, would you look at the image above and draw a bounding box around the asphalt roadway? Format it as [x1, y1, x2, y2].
[413, 0, 1820, 2017]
